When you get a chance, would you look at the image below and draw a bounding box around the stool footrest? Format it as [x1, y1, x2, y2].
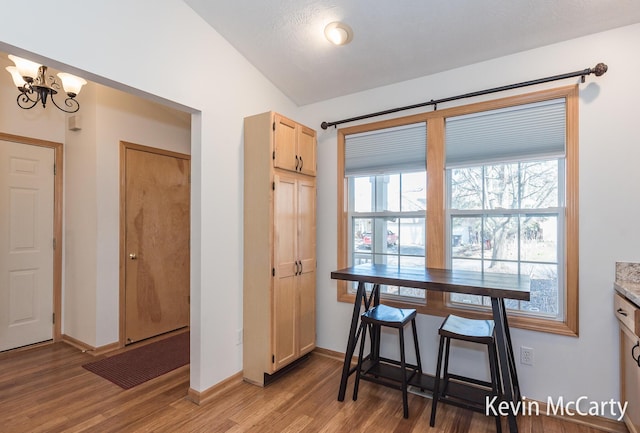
[440, 379, 499, 412]
[445, 373, 494, 390]
[359, 358, 420, 386]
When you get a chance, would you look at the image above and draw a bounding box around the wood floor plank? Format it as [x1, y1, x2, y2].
[0, 342, 617, 433]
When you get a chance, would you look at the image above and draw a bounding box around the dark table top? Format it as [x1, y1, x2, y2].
[331, 264, 530, 301]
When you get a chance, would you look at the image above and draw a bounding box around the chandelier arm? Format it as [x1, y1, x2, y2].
[16, 92, 39, 109]
[50, 94, 80, 113]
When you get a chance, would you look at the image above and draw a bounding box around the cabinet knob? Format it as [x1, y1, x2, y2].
[129, 253, 138, 260]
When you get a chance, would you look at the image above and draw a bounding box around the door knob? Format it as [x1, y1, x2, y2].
[129, 253, 137, 260]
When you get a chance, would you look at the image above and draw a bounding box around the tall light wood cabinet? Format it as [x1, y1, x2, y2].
[243, 111, 317, 386]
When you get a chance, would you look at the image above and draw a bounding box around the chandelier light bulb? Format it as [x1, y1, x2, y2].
[5, 66, 27, 88]
[8, 54, 41, 81]
[57, 73, 87, 97]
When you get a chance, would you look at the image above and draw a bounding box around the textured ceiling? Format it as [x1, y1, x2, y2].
[184, 0, 640, 106]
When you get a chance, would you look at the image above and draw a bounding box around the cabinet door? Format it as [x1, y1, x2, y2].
[273, 115, 297, 173]
[273, 175, 297, 370]
[622, 328, 640, 432]
[297, 178, 316, 354]
[297, 125, 317, 176]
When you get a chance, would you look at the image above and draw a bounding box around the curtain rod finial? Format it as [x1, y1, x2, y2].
[593, 63, 608, 77]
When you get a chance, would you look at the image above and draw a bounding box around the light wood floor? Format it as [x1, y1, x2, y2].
[0, 342, 611, 433]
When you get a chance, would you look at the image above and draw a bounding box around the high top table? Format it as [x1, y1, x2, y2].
[331, 264, 531, 433]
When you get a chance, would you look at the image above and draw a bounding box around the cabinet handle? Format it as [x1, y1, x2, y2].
[295, 155, 299, 170]
[633, 342, 640, 365]
[299, 156, 303, 171]
[294, 260, 300, 275]
[299, 260, 303, 274]
[617, 308, 628, 317]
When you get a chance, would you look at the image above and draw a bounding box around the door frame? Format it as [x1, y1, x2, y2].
[119, 141, 191, 347]
[0, 132, 63, 344]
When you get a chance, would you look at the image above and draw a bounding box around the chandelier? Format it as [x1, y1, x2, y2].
[5, 55, 86, 113]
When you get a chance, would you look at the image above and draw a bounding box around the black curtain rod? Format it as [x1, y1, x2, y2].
[320, 62, 608, 130]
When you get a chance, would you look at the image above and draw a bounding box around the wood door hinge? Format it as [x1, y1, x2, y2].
[272, 268, 275, 277]
[54, 163, 57, 175]
[52, 312, 55, 324]
[272, 150, 275, 160]
[272, 354, 275, 363]
[53, 238, 56, 250]
[272, 122, 276, 131]
[272, 182, 275, 190]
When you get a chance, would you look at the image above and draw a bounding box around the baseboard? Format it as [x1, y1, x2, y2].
[62, 334, 120, 356]
[313, 347, 354, 363]
[63, 328, 190, 357]
[187, 371, 243, 405]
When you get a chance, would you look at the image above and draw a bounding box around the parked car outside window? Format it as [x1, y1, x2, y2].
[361, 230, 397, 248]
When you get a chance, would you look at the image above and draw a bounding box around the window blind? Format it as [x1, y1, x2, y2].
[345, 122, 427, 176]
[445, 98, 566, 168]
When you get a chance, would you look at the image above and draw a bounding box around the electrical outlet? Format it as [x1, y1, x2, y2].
[520, 346, 534, 366]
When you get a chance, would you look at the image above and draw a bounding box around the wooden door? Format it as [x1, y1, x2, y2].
[297, 178, 316, 354]
[273, 174, 297, 370]
[273, 115, 297, 173]
[297, 126, 316, 177]
[123, 143, 190, 344]
[0, 141, 54, 351]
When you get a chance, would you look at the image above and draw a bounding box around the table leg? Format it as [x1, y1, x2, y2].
[500, 298, 521, 401]
[337, 281, 365, 401]
[491, 297, 519, 433]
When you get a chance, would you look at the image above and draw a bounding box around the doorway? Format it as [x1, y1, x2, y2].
[0, 133, 62, 351]
[120, 141, 190, 345]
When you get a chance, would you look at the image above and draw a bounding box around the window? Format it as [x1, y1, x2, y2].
[350, 173, 427, 300]
[345, 123, 427, 300]
[446, 99, 566, 321]
[337, 86, 579, 336]
[448, 160, 563, 317]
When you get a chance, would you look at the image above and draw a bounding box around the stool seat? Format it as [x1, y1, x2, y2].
[353, 303, 422, 419]
[361, 304, 416, 328]
[439, 315, 494, 343]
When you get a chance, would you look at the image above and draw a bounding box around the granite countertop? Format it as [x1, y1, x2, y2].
[614, 262, 640, 308]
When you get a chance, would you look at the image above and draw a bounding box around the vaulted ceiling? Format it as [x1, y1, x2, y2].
[184, 0, 640, 105]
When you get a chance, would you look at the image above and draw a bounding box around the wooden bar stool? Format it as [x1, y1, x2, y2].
[353, 304, 422, 418]
[430, 314, 503, 433]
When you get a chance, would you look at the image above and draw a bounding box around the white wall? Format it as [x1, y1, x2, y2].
[297, 23, 640, 415]
[64, 82, 193, 347]
[0, 0, 297, 393]
[94, 85, 192, 345]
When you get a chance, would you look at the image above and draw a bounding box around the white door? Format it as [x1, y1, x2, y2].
[0, 140, 54, 351]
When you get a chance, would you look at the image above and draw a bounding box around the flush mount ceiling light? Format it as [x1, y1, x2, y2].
[6, 54, 87, 113]
[324, 22, 353, 46]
